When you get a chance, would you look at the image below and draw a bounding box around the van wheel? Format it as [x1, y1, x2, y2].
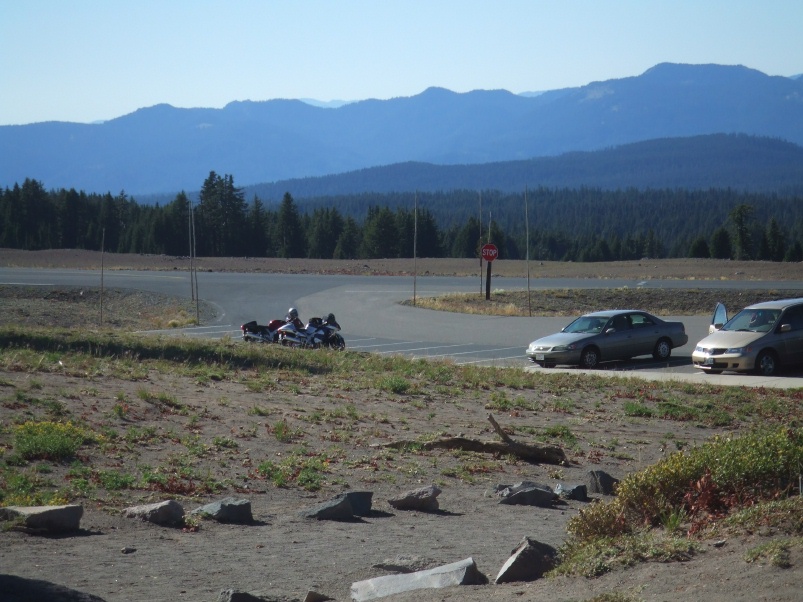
[755, 350, 778, 376]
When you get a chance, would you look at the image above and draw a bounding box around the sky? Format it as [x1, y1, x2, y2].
[2, 0, 802, 126]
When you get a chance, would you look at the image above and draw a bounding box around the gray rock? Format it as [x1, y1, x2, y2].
[497, 482, 556, 507]
[554, 483, 588, 501]
[123, 500, 184, 526]
[302, 591, 333, 602]
[299, 494, 355, 520]
[192, 497, 253, 523]
[584, 470, 620, 495]
[0, 574, 107, 601]
[340, 490, 373, 516]
[387, 484, 441, 512]
[494, 536, 557, 583]
[0, 504, 83, 533]
[351, 557, 486, 601]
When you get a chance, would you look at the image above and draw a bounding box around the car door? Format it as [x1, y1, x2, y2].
[603, 314, 634, 360]
[710, 302, 728, 334]
[628, 312, 659, 357]
[777, 304, 803, 367]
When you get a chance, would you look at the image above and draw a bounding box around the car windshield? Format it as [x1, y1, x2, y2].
[564, 316, 607, 334]
[722, 308, 781, 333]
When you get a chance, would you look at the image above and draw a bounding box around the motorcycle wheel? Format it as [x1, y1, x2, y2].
[332, 334, 345, 350]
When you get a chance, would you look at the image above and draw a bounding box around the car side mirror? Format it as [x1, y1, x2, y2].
[709, 323, 724, 334]
[779, 323, 792, 333]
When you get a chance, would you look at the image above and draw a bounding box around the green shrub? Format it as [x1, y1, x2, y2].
[568, 427, 803, 543]
[14, 421, 93, 461]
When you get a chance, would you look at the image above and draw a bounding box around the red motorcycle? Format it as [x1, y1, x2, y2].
[240, 318, 288, 344]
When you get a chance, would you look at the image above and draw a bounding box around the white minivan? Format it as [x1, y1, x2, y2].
[692, 297, 803, 376]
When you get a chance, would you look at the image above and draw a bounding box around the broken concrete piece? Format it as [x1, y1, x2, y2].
[0, 504, 83, 533]
[351, 557, 486, 601]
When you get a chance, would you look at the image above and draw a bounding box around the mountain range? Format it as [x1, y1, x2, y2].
[1, 63, 802, 197]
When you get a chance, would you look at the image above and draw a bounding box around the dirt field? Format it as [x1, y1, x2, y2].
[1, 250, 802, 602]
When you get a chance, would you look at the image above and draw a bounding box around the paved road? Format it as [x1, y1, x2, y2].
[3, 267, 802, 387]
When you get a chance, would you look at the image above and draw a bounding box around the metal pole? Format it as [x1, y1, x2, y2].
[100, 228, 105, 326]
[413, 192, 418, 306]
[525, 187, 531, 317]
[478, 191, 482, 295]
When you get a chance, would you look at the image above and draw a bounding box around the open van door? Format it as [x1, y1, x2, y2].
[709, 302, 728, 334]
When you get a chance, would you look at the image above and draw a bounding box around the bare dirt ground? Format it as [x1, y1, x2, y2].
[1, 250, 802, 602]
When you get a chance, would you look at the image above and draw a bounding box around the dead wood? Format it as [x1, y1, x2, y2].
[378, 413, 567, 465]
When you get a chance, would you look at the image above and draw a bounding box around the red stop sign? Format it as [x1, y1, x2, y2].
[481, 243, 499, 262]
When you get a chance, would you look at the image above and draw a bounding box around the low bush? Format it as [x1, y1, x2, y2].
[569, 427, 803, 542]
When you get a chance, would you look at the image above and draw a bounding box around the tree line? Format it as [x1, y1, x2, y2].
[2, 173, 802, 262]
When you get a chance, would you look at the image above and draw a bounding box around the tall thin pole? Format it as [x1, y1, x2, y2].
[478, 191, 483, 295]
[525, 187, 531, 316]
[413, 192, 418, 306]
[191, 200, 199, 324]
[189, 201, 195, 302]
[100, 228, 105, 326]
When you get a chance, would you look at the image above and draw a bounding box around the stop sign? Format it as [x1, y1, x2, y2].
[481, 243, 499, 262]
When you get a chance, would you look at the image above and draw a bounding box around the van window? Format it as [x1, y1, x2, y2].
[782, 305, 803, 331]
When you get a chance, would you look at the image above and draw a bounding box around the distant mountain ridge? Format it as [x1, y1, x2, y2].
[2, 63, 802, 196]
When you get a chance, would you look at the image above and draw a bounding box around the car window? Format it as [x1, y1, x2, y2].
[610, 314, 631, 331]
[630, 313, 654, 328]
[565, 316, 606, 334]
[723, 308, 781, 333]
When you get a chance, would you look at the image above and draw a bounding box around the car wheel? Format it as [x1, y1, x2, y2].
[755, 350, 779, 376]
[652, 338, 672, 360]
[580, 347, 600, 369]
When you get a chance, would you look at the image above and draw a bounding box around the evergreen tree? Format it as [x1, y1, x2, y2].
[710, 227, 732, 259]
[764, 217, 786, 262]
[729, 203, 754, 260]
[360, 206, 397, 258]
[276, 192, 306, 258]
[688, 236, 710, 258]
[333, 216, 360, 259]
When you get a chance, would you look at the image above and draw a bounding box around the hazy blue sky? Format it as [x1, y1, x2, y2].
[2, 0, 801, 125]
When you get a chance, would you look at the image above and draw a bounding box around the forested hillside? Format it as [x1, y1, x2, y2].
[3, 174, 802, 263]
[239, 134, 803, 201]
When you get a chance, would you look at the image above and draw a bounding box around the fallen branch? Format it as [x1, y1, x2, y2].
[377, 414, 567, 465]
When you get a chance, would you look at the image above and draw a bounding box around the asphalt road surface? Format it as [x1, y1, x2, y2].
[3, 267, 802, 386]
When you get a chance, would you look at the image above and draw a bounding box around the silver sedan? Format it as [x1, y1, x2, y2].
[526, 310, 689, 369]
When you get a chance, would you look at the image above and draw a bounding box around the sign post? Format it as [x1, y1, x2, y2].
[481, 243, 498, 300]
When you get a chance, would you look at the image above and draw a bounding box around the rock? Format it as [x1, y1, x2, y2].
[340, 491, 373, 516]
[554, 483, 588, 501]
[216, 590, 269, 602]
[494, 536, 557, 583]
[584, 470, 620, 495]
[299, 494, 355, 520]
[0, 504, 83, 533]
[387, 484, 441, 511]
[0, 574, 107, 601]
[303, 591, 333, 602]
[192, 497, 253, 523]
[351, 557, 486, 601]
[496, 482, 556, 507]
[123, 500, 184, 526]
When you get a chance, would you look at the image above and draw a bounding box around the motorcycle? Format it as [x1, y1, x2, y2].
[241, 318, 288, 344]
[277, 313, 345, 350]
